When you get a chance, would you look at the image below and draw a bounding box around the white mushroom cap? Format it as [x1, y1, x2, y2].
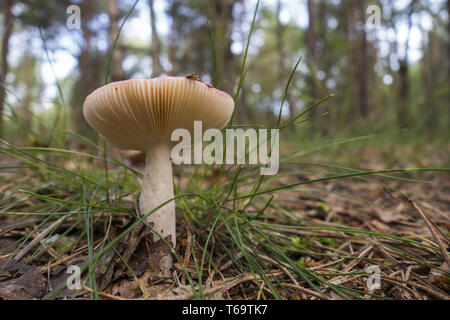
[83, 76, 234, 151]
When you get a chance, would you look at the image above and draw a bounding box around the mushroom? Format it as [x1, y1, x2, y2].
[83, 76, 234, 269]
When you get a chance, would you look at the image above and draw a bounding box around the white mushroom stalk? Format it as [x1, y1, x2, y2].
[140, 142, 175, 269]
[82, 76, 234, 270]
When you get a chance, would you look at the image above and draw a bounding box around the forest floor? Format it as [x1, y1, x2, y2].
[0, 141, 448, 300]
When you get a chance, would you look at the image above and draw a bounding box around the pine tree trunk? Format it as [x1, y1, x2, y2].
[108, 0, 125, 81]
[349, 0, 368, 119]
[149, 0, 163, 77]
[358, 0, 368, 118]
[21, 54, 36, 128]
[211, 0, 236, 93]
[276, 0, 297, 120]
[71, 0, 101, 135]
[396, 0, 416, 128]
[0, 0, 13, 137]
[307, 0, 318, 102]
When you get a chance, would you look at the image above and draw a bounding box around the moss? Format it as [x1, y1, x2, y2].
[291, 236, 310, 248]
[318, 237, 340, 248]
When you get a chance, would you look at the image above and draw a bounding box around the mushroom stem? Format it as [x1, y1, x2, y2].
[140, 142, 175, 269]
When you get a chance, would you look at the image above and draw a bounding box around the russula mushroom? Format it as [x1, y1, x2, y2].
[83, 76, 234, 269]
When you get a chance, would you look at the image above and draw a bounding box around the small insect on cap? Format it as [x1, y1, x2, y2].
[83, 76, 234, 151]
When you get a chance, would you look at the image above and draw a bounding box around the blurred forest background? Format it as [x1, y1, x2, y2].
[0, 0, 448, 149]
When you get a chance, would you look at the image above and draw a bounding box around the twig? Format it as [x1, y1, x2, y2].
[158, 271, 283, 300]
[309, 258, 345, 270]
[382, 277, 421, 299]
[15, 215, 67, 260]
[254, 250, 300, 287]
[281, 282, 328, 299]
[328, 245, 372, 285]
[83, 285, 126, 300]
[256, 281, 265, 300]
[39, 239, 102, 272]
[94, 212, 113, 250]
[382, 275, 449, 300]
[181, 228, 192, 286]
[408, 200, 450, 270]
[218, 251, 244, 272]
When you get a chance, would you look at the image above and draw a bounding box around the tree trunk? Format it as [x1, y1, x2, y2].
[276, 0, 296, 119]
[358, 0, 368, 117]
[447, 0, 450, 79]
[306, 0, 318, 102]
[71, 0, 102, 135]
[348, 0, 369, 119]
[21, 54, 36, 127]
[418, 23, 435, 132]
[397, 60, 409, 128]
[211, 0, 236, 93]
[149, 0, 163, 77]
[0, 0, 14, 136]
[396, 0, 415, 128]
[166, 0, 180, 76]
[107, 0, 125, 81]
